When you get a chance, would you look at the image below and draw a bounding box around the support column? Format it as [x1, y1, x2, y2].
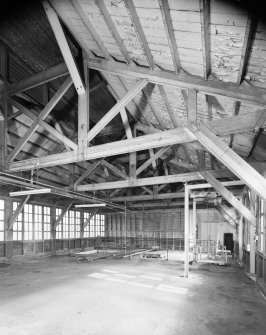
[4, 198, 13, 259]
[249, 190, 257, 274]
[80, 210, 85, 251]
[193, 199, 197, 261]
[51, 206, 57, 256]
[184, 184, 190, 277]
[0, 44, 8, 172]
[238, 214, 244, 265]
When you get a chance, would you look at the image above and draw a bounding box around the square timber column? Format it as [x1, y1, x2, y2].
[80, 210, 85, 251]
[184, 184, 190, 277]
[51, 206, 57, 256]
[4, 198, 13, 259]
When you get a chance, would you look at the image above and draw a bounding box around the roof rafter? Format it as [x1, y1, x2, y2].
[86, 59, 266, 106]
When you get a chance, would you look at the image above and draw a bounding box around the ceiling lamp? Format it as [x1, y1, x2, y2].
[9, 188, 52, 196]
[75, 203, 106, 208]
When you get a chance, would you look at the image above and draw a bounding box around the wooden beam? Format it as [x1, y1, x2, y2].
[140, 186, 153, 196]
[237, 13, 259, 85]
[188, 180, 245, 190]
[201, 170, 256, 226]
[123, 0, 154, 67]
[188, 123, 266, 200]
[184, 184, 190, 277]
[87, 78, 148, 143]
[120, 108, 133, 139]
[8, 195, 30, 230]
[55, 122, 71, 152]
[190, 188, 243, 198]
[159, 85, 177, 127]
[0, 44, 8, 171]
[39, 120, 78, 150]
[11, 105, 266, 171]
[246, 111, 266, 157]
[105, 75, 143, 122]
[7, 76, 73, 162]
[129, 200, 189, 208]
[187, 89, 197, 122]
[229, 14, 258, 148]
[74, 160, 102, 188]
[43, 0, 85, 95]
[101, 160, 128, 180]
[5, 126, 206, 171]
[96, 0, 131, 64]
[10, 98, 77, 151]
[158, 0, 181, 73]
[123, 0, 175, 129]
[136, 146, 171, 176]
[71, 0, 110, 60]
[54, 201, 73, 228]
[199, 0, 211, 79]
[142, 86, 165, 127]
[110, 192, 185, 202]
[8, 63, 68, 95]
[216, 203, 238, 227]
[78, 91, 88, 152]
[77, 170, 234, 192]
[83, 209, 98, 229]
[86, 58, 266, 106]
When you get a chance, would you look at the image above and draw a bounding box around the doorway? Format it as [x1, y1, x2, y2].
[224, 233, 234, 253]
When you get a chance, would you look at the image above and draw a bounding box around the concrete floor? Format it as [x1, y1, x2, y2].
[0, 256, 266, 335]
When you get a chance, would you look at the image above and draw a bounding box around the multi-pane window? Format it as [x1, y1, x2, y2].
[23, 204, 33, 241]
[56, 208, 62, 239]
[56, 208, 81, 239]
[62, 211, 69, 239]
[259, 199, 264, 253]
[69, 210, 75, 238]
[84, 212, 90, 238]
[101, 215, 105, 237]
[44, 207, 51, 240]
[0, 200, 4, 241]
[13, 202, 51, 241]
[75, 211, 80, 238]
[34, 205, 42, 240]
[13, 202, 23, 241]
[84, 213, 105, 238]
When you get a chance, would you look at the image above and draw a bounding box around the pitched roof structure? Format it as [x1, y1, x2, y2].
[1, 0, 266, 211]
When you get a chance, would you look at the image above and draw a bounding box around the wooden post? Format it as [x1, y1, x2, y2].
[184, 184, 190, 277]
[238, 213, 244, 265]
[4, 198, 13, 259]
[51, 206, 57, 256]
[193, 199, 197, 261]
[80, 210, 84, 251]
[0, 44, 8, 172]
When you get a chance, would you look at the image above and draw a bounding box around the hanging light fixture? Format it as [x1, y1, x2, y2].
[9, 188, 52, 196]
[75, 203, 106, 208]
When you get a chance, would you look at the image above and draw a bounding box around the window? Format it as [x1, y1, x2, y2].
[13, 202, 23, 241]
[43, 206, 51, 240]
[75, 211, 80, 238]
[56, 208, 62, 239]
[0, 200, 4, 241]
[84, 212, 90, 238]
[62, 211, 69, 239]
[83, 213, 105, 238]
[34, 205, 42, 240]
[69, 210, 75, 238]
[23, 204, 33, 241]
[56, 208, 81, 239]
[259, 199, 264, 253]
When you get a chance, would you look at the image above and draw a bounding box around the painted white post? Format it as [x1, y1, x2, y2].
[193, 199, 197, 261]
[184, 184, 190, 277]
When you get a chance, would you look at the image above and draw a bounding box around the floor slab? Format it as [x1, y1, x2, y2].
[0, 256, 266, 335]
